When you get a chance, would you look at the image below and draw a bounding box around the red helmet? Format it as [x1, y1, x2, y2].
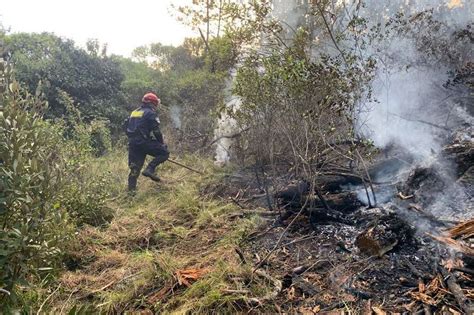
[142, 93, 160, 106]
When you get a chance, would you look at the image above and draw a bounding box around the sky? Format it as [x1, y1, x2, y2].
[1, 0, 195, 57]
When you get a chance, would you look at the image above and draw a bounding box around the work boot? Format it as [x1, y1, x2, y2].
[142, 169, 161, 182]
[128, 171, 139, 192]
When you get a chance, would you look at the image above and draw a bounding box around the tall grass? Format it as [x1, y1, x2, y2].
[28, 150, 272, 313]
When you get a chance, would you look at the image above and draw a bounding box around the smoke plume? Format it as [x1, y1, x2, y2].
[357, 0, 472, 152]
[355, 0, 473, 222]
[214, 70, 241, 166]
[169, 105, 182, 129]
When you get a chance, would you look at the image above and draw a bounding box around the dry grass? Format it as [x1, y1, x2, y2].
[37, 149, 271, 313]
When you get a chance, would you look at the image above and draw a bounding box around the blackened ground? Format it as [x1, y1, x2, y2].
[243, 203, 472, 313]
[205, 127, 473, 313]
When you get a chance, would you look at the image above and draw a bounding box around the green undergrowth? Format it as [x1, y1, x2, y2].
[26, 149, 273, 314]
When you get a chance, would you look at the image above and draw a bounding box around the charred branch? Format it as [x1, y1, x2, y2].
[440, 267, 474, 314]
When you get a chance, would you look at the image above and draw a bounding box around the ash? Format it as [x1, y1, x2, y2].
[220, 126, 473, 313]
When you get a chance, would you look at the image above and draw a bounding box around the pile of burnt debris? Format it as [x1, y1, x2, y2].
[214, 126, 473, 313]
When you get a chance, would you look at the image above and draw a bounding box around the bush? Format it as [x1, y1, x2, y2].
[0, 81, 74, 306]
[57, 90, 112, 157]
[233, 30, 376, 173]
[89, 119, 112, 157]
[0, 75, 116, 309]
[56, 91, 115, 226]
[58, 174, 114, 227]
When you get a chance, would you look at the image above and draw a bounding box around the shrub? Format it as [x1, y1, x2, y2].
[57, 174, 114, 227]
[0, 74, 116, 309]
[233, 30, 376, 173]
[0, 81, 74, 306]
[55, 90, 115, 226]
[89, 119, 112, 157]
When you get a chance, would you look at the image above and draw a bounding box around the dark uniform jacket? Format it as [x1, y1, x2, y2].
[126, 104, 164, 144]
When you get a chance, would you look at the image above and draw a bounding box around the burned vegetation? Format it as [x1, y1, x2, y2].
[210, 124, 473, 314]
[197, 3, 474, 312]
[202, 2, 474, 313]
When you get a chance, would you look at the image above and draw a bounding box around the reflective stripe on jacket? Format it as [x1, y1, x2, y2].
[126, 104, 161, 142]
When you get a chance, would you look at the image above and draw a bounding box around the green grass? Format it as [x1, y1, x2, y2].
[29, 148, 271, 314]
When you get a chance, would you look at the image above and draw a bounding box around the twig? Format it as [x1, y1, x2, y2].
[298, 259, 331, 277]
[316, 3, 348, 65]
[253, 211, 280, 218]
[222, 289, 250, 295]
[230, 197, 245, 209]
[247, 225, 277, 241]
[37, 284, 61, 315]
[253, 200, 308, 273]
[405, 260, 427, 280]
[247, 270, 282, 305]
[198, 27, 211, 52]
[90, 280, 116, 294]
[241, 210, 278, 217]
[246, 193, 267, 200]
[453, 267, 474, 276]
[60, 288, 79, 314]
[440, 267, 474, 314]
[355, 149, 377, 206]
[209, 127, 251, 147]
[0, 288, 10, 296]
[361, 179, 373, 208]
[314, 186, 331, 211]
[398, 192, 414, 200]
[408, 205, 452, 227]
[281, 234, 318, 247]
[235, 247, 247, 265]
[90, 272, 142, 294]
[320, 171, 389, 185]
[389, 112, 452, 131]
[255, 165, 273, 211]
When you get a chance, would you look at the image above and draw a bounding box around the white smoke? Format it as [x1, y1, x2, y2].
[214, 70, 241, 166]
[359, 66, 450, 159]
[169, 105, 182, 129]
[215, 0, 473, 171]
[214, 104, 239, 166]
[353, 0, 474, 223]
[271, 0, 309, 39]
[213, 0, 306, 166]
[356, 0, 472, 159]
[262, 0, 474, 229]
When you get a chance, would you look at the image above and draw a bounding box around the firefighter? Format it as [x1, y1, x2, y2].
[125, 92, 169, 192]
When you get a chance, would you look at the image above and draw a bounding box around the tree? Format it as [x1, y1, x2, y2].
[132, 41, 204, 72]
[130, 34, 235, 152]
[6, 33, 126, 130]
[173, 0, 228, 44]
[115, 56, 164, 106]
